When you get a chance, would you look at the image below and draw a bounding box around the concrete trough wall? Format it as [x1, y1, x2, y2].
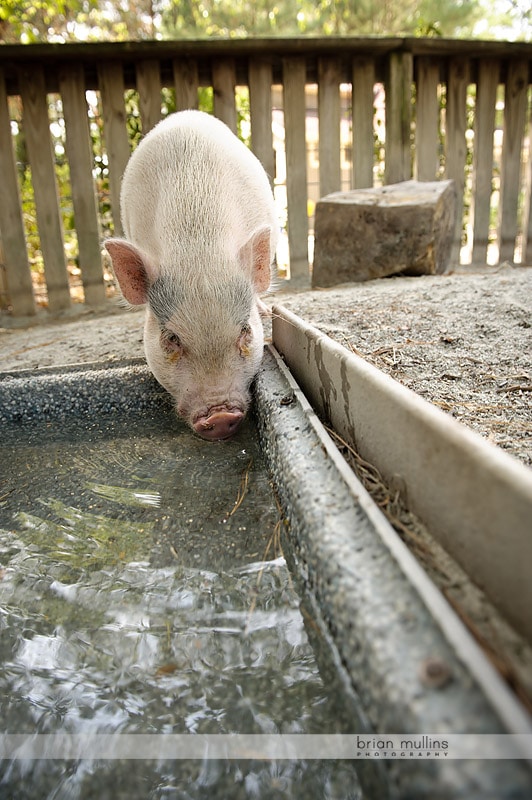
[254, 345, 532, 798]
[271, 305, 532, 647]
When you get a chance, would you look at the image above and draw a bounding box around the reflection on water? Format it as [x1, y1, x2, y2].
[0, 411, 361, 798]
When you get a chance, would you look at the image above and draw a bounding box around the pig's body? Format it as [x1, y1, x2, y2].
[105, 111, 278, 440]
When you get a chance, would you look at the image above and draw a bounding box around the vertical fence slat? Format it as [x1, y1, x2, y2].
[498, 59, 529, 264]
[385, 51, 413, 185]
[137, 59, 162, 135]
[283, 57, 309, 282]
[97, 62, 130, 238]
[213, 59, 237, 133]
[415, 58, 440, 181]
[318, 57, 342, 197]
[173, 58, 199, 110]
[19, 66, 70, 312]
[523, 106, 532, 265]
[352, 56, 375, 189]
[445, 58, 470, 263]
[249, 60, 275, 182]
[59, 65, 105, 306]
[0, 68, 35, 315]
[470, 60, 500, 265]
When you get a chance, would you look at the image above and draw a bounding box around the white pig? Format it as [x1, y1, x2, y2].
[105, 110, 278, 440]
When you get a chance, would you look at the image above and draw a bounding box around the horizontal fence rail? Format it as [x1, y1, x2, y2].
[0, 37, 531, 317]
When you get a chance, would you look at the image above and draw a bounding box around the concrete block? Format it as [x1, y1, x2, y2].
[312, 179, 456, 287]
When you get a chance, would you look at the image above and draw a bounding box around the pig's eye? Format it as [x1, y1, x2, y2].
[161, 329, 182, 353]
[238, 323, 252, 357]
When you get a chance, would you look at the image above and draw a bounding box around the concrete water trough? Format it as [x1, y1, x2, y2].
[1, 310, 531, 799]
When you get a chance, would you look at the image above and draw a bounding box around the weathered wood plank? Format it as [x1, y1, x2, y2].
[249, 60, 275, 183]
[136, 59, 162, 135]
[283, 57, 309, 282]
[385, 51, 413, 184]
[59, 64, 105, 306]
[1, 37, 530, 84]
[0, 68, 35, 316]
[318, 57, 342, 198]
[173, 58, 199, 110]
[522, 110, 532, 265]
[498, 59, 528, 263]
[19, 66, 70, 312]
[97, 62, 131, 237]
[470, 60, 499, 265]
[351, 56, 375, 189]
[445, 58, 470, 263]
[213, 59, 237, 133]
[0, 38, 530, 103]
[352, 57, 375, 189]
[415, 58, 440, 181]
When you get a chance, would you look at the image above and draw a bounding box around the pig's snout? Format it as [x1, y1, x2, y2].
[192, 406, 244, 441]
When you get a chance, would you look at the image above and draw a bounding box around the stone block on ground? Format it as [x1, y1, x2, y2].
[312, 179, 456, 287]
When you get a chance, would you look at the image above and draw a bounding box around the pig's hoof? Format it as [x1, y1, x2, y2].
[193, 408, 244, 441]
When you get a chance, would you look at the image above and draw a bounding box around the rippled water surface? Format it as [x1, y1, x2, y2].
[0, 407, 362, 799]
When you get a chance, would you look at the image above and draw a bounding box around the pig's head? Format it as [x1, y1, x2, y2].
[104, 228, 272, 441]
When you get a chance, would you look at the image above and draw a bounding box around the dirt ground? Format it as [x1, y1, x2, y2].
[279, 265, 532, 468]
[2, 264, 531, 467]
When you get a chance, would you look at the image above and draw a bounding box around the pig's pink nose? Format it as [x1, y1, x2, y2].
[193, 409, 244, 440]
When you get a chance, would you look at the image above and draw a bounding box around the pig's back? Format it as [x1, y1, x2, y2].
[120, 111, 277, 261]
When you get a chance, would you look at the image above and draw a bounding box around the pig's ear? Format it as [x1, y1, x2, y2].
[104, 239, 157, 305]
[239, 226, 272, 294]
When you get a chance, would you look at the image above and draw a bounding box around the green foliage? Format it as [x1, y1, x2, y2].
[1, 0, 485, 43]
[0, 0, 100, 43]
[159, 0, 481, 38]
[160, 0, 301, 38]
[0, 0, 159, 43]
[474, 0, 532, 41]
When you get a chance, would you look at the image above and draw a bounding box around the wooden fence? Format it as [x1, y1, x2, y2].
[1, 37, 531, 318]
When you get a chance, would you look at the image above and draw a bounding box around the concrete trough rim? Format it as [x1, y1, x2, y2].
[271, 304, 532, 646]
[259, 344, 531, 732]
[0, 358, 168, 426]
[271, 346, 532, 733]
[254, 345, 532, 796]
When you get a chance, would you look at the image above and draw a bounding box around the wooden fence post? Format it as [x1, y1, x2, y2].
[415, 57, 441, 181]
[137, 60, 162, 135]
[283, 57, 309, 283]
[445, 58, 470, 264]
[249, 60, 275, 183]
[522, 108, 532, 265]
[19, 66, 71, 312]
[470, 60, 499, 265]
[352, 56, 375, 189]
[97, 62, 131, 238]
[213, 59, 237, 133]
[173, 58, 199, 111]
[498, 59, 528, 263]
[318, 57, 342, 198]
[0, 68, 35, 316]
[59, 64, 106, 306]
[385, 51, 413, 185]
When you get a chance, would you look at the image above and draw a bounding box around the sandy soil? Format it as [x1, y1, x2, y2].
[277, 266, 532, 467]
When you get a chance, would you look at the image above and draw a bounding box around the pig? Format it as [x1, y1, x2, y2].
[104, 110, 278, 441]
